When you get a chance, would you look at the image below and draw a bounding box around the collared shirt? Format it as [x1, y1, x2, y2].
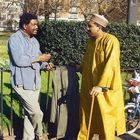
[8, 30, 46, 90]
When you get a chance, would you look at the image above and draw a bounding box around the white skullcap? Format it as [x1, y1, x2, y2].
[91, 13, 109, 27]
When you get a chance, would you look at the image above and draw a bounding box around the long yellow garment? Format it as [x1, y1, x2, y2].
[77, 33, 126, 140]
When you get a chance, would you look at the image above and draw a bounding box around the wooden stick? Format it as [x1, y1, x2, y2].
[86, 95, 95, 140]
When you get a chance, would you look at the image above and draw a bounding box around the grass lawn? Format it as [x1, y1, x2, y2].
[0, 32, 11, 69]
[0, 70, 54, 136]
[0, 45, 9, 59]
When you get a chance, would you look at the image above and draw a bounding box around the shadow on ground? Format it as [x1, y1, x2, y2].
[119, 128, 140, 140]
[1, 83, 23, 140]
[1, 83, 53, 140]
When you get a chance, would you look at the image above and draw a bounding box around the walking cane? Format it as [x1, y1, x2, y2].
[86, 95, 95, 140]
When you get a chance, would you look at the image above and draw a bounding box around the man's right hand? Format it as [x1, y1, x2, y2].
[39, 53, 51, 62]
[90, 86, 103, 97]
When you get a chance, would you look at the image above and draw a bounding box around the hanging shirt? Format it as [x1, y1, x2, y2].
[50, 65, 79, 139]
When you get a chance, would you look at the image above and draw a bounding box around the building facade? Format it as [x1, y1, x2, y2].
[0, 0, 23, 31]
[0, 0, 99, 31]
[1, 0, 140, 31]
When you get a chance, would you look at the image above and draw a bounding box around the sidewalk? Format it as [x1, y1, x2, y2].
[116, 129, 140, 140]
[92, 128, 140, 140]
[50, 130, 140, 140]
[1, 127, 140, 140]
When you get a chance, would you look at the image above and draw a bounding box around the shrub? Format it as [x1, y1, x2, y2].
[37, 20, 88, 65]
[37, 21, 140, 69]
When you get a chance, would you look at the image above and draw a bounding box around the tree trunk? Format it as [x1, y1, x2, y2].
[44, 0, 50, 20]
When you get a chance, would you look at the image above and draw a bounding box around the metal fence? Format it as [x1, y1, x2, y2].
[0, 67, 137, 139]
[0, 69, 51, 140]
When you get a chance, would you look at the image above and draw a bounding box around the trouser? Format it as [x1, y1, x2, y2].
[14, 86, 43, 140]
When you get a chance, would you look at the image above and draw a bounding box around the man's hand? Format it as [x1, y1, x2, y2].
[90, 86, 102, 97]
[32, 54, 51, 63]
[46, 62, 54, 71]
[39, 54, 51, 62]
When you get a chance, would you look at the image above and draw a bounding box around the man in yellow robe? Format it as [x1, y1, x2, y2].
[77, 14, 126, 140]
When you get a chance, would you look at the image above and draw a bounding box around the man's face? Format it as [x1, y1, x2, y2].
[87, 20, 100, 38]
[24, 19, 38, 37]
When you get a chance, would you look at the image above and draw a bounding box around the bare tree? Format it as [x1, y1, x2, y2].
[77, 0, 127, 22]
[44, 0, 64, 20]
[22, 0, 128, 22]
[77, 0, 98, 20]
[97, 0, 127, 22]
[23, 0, 44, 15]
[17, 0, 65, 20]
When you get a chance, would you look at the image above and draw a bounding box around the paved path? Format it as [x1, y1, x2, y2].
[92, 127, 140, 140]
[50, 128, 140, 140]
[115, 128, 140, 140]
[3, 127, 139, 140]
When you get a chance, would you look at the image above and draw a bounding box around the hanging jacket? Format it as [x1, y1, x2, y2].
[50, 65, 79, 139]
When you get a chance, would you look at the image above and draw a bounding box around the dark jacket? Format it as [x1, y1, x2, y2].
[50, 65, 79, 139]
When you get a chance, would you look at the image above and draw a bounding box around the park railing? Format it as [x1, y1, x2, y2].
[0, 69, 51, 140]
[0, 67, 138, 139]
[0, 69, 14, 139]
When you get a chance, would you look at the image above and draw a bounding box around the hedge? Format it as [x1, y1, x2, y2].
[106, 23, 140, 69]
[37, 20, 140, 69]
[37, 20, 88, 65]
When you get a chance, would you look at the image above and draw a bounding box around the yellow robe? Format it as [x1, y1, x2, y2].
[77, 33, 126, 140]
